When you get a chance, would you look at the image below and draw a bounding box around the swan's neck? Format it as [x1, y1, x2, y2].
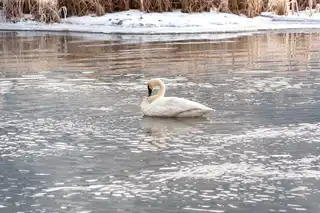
[149, 80, 165, 102]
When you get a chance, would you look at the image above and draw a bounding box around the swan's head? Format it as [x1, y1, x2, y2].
[147, 79, 164, 97]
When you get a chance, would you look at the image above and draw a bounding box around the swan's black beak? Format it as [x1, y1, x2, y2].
[148, 84, 152, 97]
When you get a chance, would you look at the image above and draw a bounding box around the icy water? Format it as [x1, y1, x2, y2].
[0, 31, 320, 213]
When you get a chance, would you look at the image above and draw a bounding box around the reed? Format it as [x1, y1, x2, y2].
[267, 0, 287, 15]
[58, 0, 104, 17]
[3, 0, 24, 20]
[228, 0, 247, 15]
[181, 0, 221, 13]
[57, 0, 132, 16]
[32, 0, 61, 23]
[111, 0, 130, 12]
[138, 0, 173, 12]
[246, 0, 263, 17]
[2, 0, 318, 23]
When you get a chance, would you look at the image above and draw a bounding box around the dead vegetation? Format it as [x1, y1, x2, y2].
[2, 0, 320, 23]
[246, 0, 264, 17]
[267, 0, 288, 15]
[3, 0, 60, 22]
[58, 0, 105, 17]
[181, 0, 220, 12]
[140, 0, 173, 12]
[32, 0, 61, 23]
[3, 0, 24, 20]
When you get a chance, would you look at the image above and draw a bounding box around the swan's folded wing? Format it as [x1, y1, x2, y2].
[150, 97, 212, 117]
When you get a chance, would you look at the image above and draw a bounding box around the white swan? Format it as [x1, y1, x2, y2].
[140, 79, 214, 117]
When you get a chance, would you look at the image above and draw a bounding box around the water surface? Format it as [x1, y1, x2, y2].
[0, 31, 320, 213]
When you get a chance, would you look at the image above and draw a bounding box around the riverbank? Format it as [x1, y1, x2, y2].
[1, 10, 320, 35]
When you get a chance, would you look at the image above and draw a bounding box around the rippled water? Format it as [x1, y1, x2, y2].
[1, 31, 320, 213]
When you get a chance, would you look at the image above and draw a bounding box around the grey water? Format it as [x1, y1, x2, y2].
[0, 31, 320, 213]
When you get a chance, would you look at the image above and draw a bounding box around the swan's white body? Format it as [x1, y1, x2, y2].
[140, 79, 214, 118]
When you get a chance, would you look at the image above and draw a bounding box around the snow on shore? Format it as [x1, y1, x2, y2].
[1, 10, 320, 36]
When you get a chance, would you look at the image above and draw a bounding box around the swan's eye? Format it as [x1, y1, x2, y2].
[148, 85, 152, 97]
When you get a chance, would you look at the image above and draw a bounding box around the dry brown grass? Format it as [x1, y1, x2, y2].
[31, 0, 61, 23]
[58, 0, 104, 17]
[229, 0, 247, 15]
[267, 0, 287, 15]
[298, 0, 311, 11]
[111, 0, 130, 12]
[3, 0, 25, 20]
[3, 0, 60, 22]
[57, 0, 132, 16]
[246, 0, 263, 17]
[3, 0, 318, 23]
[181, 0, 221, 12]
[135, 0, 173, 12]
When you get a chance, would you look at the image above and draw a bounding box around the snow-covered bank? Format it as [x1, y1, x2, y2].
[1, 10, 320, 35]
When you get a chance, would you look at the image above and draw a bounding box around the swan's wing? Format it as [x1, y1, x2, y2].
[149, 97, 212, 117]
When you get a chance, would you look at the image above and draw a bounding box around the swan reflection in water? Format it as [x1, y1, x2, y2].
[138, 116, 211, 151]
[140, 116, 210, 136]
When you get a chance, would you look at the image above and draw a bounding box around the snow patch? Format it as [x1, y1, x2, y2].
[1, 10, 320, 36]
